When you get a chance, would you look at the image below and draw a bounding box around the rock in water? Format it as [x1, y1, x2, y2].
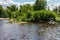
[49, 20, 56, 24]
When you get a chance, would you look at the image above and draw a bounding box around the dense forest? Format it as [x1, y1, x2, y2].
[0, 0, 60, 22]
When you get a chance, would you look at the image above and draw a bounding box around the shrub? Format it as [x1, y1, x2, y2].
[32, 10, 56, 22]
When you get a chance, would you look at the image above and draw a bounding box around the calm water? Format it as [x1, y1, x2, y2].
[0, 20, 60, 40]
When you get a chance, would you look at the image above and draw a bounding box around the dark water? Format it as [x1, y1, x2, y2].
[0, 20, 60, 40]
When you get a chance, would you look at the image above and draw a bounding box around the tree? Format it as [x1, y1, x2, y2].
[2, 9, 8, 18]
[6, 9, 12, 19]
[20, 4, 33, 13]
[47, 6, 50, 11]
[58, 6, 60, 13]
[7, 4, 18, 12]
[19, 4, 34, 21]
[53, 7, 58, 13]
[0, 5, 3, 17]
[33, 0, 47, 11]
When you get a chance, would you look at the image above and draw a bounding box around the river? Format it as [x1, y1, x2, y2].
[0, 20, 60, 40]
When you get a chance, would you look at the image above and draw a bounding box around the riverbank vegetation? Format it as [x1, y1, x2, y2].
[0, 0, 60, 23]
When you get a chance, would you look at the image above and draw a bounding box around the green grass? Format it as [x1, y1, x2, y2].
[55, 14, 60, 22]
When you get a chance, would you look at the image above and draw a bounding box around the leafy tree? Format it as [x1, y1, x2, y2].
[20, 4, 33, 13]
[6, 9, 12, 19]
[33, 0, 47, 11]
[2, 9, 8, 18]
[53, 7, 58, 13]
[53, 6, 60, 15]
[7, 4, 18, 12]
[19, 4, 34, 21]
[47, 6, 50, 11]
[0, 5, 3, 17]
[58, 6, 60, 14]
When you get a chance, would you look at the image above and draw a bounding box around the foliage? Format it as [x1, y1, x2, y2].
[53, 7, 58, 13]
[33, 0, 47, 11]
[0, 5, 3, 17]
[2, 9, 8, 18]
[53, 6, 60, 15]
[31, 10, 56, 22]
[7, 4, 18, 12]
[20, 4, 34, 13]
[6, 9, 13, 19]
[0, 0, 58, 22]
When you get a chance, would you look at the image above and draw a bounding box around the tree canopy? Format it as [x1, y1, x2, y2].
[33, 0, 47, 11]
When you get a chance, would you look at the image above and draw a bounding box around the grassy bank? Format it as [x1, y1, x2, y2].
[56, 17, 60, 21]
[55, 14, 60, 22]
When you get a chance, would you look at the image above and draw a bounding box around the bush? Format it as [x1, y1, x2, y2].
[21, 12, 33, 22]
[31, 10, 56, 22]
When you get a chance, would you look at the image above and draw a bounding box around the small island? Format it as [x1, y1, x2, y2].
[0, 0, 60, 24]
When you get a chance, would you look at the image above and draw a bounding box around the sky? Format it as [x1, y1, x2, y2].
[0, 0, 60, 10]
[47, 0, 60, 10]
[13, 0, 35, 3]
[47, 0, 60, 6]
[0, 0, 35, 7]
[0, 0, 60, 5]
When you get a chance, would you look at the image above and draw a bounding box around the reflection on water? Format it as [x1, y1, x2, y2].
[0, 20, 60, 40]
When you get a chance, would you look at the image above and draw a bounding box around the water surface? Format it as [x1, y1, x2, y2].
[0, 20, 60, 40]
